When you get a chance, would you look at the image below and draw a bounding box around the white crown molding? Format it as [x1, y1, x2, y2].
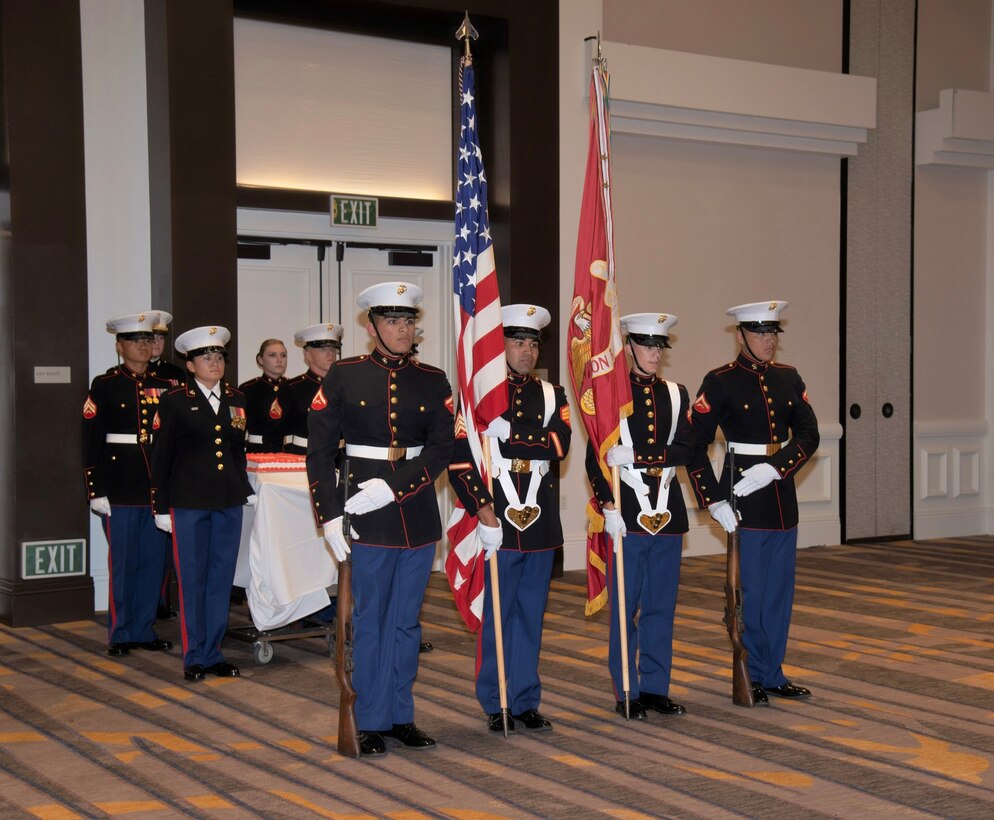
[917, 89, 994, 168]
[584, 40, 877, 157]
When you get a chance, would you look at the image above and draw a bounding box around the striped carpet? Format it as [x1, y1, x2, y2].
[1, 536, 992, 818]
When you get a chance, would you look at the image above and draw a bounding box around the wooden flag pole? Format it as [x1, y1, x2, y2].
[482, 435, 511, 737]
[611, 464, 631, 718]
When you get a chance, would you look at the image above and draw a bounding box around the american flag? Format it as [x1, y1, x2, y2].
[567, 61, 633, 616]
[444, 60, 508, 632]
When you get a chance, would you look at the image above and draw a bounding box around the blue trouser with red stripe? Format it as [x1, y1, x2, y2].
[102, 505, 168, 646]
[607, 532, 683, 700]
[171, 507, 243, 668]
[739, 527, 797, 688]
[476, 548, 555, 715]
[351, 542, 435, 731]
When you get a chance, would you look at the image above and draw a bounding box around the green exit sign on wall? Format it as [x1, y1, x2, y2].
[331, 195, 378, 228]
[22, 539, 87, 579]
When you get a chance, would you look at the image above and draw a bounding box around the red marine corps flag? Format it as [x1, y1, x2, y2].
[444, 42, 508, 632]
[566, 48, 633, 616]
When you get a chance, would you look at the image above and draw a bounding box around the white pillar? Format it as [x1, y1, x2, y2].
[80, 0, 152, 609]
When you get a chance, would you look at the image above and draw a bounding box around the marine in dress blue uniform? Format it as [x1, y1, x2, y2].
[681, 301, 819, 704]
[585, 312, 692, 720]
[150, 326, 254, 681]
[283, 323, 342, 455]
[448, 304, 572, 733]
[306, 282, 453, 756]
[148, 311, 187, 386]
[238, 338, 289, 454]
[82, 312, 173, 656]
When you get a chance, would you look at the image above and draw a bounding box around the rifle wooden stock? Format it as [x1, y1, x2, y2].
[335, 497, 361, 756]
[724, 526, 755, 707]
[724, 446, 755, 707]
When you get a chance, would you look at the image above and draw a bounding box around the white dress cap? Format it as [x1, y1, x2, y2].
[106, 312, 157, 336]
[150, 310, 173, 333]
[726, 300, 789, 330]
[621, 312, 679, 338]
[502, 304, 552, 338]
[174, 325, 231, 357]
[356, 281, 423, 315]
[294, 323, 344, 348]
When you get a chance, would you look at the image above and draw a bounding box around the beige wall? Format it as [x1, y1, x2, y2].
[913, 0, 992, 537]
[603, 0, 842, 71]
[916, 0, 990, 111]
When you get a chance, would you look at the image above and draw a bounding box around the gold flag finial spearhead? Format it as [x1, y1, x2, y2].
[456, 11, 479, 59]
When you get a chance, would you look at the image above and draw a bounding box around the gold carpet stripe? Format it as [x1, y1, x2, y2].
[94, 801, 166, 814]
[26, 806, 82, 820]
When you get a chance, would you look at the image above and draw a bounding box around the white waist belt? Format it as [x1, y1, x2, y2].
[247, 434, 264, 444]
[106, 433, 150, 444]
[727, 439, 790, 456]
[284, 434, 308, 448]
[345, 443, 424, 461]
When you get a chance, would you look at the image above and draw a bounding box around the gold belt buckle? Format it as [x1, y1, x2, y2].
[138, 431, 150, 445]
[510, 458, 531, 474]
[644, 466, 663, 477]
[766, 443, 781, 456]
[387, 446, 407, 461]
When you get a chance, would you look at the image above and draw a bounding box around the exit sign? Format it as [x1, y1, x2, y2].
[23, 539, 87, 579]
[330, 195, 378, 228]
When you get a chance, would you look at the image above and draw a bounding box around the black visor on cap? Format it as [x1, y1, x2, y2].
[628, 332, 670, 349]
[504, 325, 541, 341]
[187, 345, 228, 360]
[739, 321, 783, 334]
[305, 339, 341, 350]
[369, 306, 418, 318]
[117, 331, 154, 341]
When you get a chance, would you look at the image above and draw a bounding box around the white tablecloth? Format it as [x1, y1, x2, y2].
[235, 464, 338, 630]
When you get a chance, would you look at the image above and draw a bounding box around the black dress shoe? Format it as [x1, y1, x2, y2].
[487, 712, 516, 732]
[358, 731, 387, 756]
[383, 723, 436, 749]
[419, 641, 434, 653]
[511, 709, 552, 731]
[131, 638, 173, 652]
[184, 665, 205, 681]
[205, 661, 240, 677]
[639, 691, 687, 715]
[751, 684, 770, 705]
[615, 699, 647, 720]
[156, 606, 178, 620]
[107, 643, 130, 656]
[766, 682, 811, 699]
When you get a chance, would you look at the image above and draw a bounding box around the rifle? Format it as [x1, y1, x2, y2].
[335, 458, 362, 757]
[723, 446, 755, 707]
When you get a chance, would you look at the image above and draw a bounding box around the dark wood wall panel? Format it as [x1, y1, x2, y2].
[0, 0, 93, 625]
[146, 0, 239, 363]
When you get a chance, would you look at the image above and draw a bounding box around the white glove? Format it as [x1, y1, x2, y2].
[154, 514, 172, 533]
[732, 463, 781, 497]
[477, 521, 503, 560]
[708, 500, 738, 534]
[343, 478, 394, 515]
[89, 497, 111, 516]
[245, 494, 257, 507]
[606, 445, 634, 467]
[484, 417, 511, 440]
[323, 517, 356, 562]
[603, 507, 626, 551]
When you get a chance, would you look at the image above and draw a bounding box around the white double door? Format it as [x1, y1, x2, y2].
[236, 216, 456, 567]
